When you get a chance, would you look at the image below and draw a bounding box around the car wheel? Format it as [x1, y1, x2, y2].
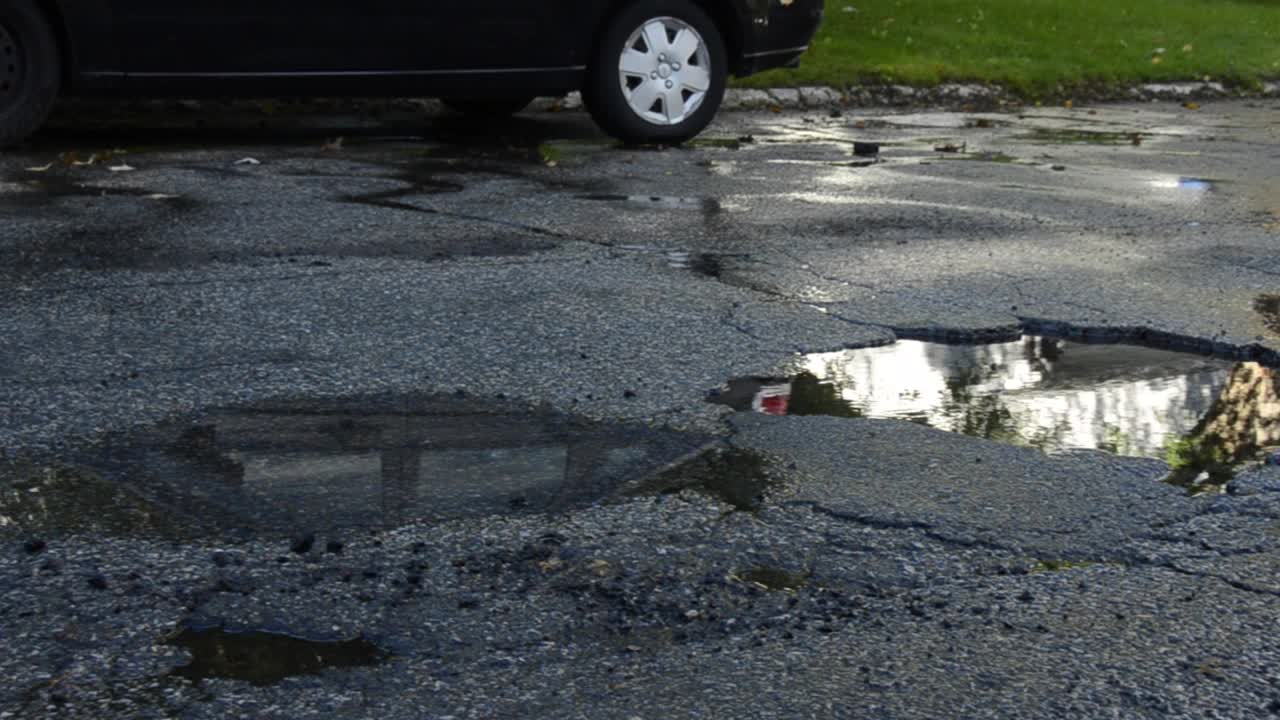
[586, 0, 727, 144]
[441, 97, 535, 118]
[0, 0, 60, 149]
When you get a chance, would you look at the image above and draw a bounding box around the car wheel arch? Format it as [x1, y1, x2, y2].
[32, 0, 75, 89]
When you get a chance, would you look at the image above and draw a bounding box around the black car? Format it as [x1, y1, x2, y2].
[0, 0, 823, 147]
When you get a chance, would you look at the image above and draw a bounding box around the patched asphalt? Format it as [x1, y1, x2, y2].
[2, 99, 1279, 719]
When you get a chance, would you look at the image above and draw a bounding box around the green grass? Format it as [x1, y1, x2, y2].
[737, 0, 1280, 95]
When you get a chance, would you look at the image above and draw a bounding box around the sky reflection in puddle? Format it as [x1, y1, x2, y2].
[713, 336, 1278, 491]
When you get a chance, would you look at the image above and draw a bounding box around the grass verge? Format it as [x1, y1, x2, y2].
[737, 0, 1280, 96]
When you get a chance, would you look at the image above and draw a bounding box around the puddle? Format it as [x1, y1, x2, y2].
[686, 136, 756, 150]
[712, 337, 1279, 491]
[738, 566, 809, 591]
[1149, 177, 1218, 193]
[5, 395, 711, 538]
[664, 251, 737, 278]
[1016, 129, 1145, 145]
[169, 625, 386, 686]
[577, 194, 722, 213]
[0, 170, 200, 212]
[626, 448, 776, 511]
[940, 151, 1020, 164]
[0, 463, 182, 537]
[1254, 295, 1280, 335]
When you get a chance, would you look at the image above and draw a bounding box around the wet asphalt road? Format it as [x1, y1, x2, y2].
[2, 99, 1280, 719]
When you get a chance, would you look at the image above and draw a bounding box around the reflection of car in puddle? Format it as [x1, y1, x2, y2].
[713, 336, 1279, 491]
[17, 397, 708, 537]
[712, 379, 792, 415]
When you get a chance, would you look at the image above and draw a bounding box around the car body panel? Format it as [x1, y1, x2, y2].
[103, 1, 579, 73]
[47, 0, 822, 96]
[46, 0, 120, 87]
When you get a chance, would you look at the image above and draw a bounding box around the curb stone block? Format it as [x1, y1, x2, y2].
[767, 88, 801, 107]
[798, 86, 842, 106]
[728, 89, 776, 109]
[1137, 82, 1229, 99]
[947, 84, 996, 100]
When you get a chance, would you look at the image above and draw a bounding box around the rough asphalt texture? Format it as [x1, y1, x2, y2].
[2, 99, 1279, 718]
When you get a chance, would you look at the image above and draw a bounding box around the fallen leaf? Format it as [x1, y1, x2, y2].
[1063, 99, 1073, 109]
[1151, 56, 1163, 65]
[1183, 101, 1201, 110]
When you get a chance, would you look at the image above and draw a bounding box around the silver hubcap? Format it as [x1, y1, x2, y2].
[618, 17, 712, 126]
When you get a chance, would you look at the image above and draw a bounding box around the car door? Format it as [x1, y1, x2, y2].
[106, 1, 582, 75]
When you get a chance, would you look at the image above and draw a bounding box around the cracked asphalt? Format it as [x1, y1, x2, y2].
[2, 99, 1279, 719]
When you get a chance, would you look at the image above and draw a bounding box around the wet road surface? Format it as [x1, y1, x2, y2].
[2, 99, 1279, 719]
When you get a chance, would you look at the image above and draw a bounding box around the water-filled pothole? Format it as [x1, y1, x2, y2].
[577, 194, 722, 213]
[1015, 128, 1146, 145]
[1256, 294, 1280, 335]
[625, 447, 776, 511]
[2, 395, 711, 538]
[712, 336, 1279, 492]
[168, 624, 387, 686]
[1149, 177, 1218, 193]
[664, 251, 734, 278]
[737, 566, 809, 591]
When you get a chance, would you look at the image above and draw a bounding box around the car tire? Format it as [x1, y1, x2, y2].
[0, 0, 60, 149]
[441, 97, 535, 118]
[585, 0, 727, 144]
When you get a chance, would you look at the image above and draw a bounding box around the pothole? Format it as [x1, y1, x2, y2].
[624, 447, 777, 512]
[736, 566, 809, 592]
[1256, 294, 1280, 335]
[576, 194, 722, 212]
[2, 395, 711, 539]
[168, 624, 387, 686]
[1015, 128, 1146, 145]
[1149, 177, 1218, 193]
[712, 336, 1279, 492]
[664, 251, 737, 278]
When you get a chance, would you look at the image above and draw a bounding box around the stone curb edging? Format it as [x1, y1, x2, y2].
[48, 79, 1280, 127]
[537, 80, 1280, 112]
